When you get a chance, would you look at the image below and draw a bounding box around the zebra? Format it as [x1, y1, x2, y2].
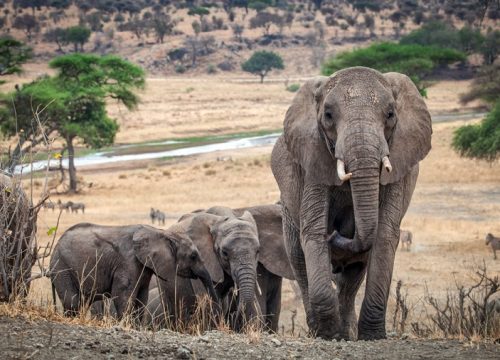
[485, 233, 499, 260]
[70, 202, 85, 214]
[400, 230, 413, 251]
[155, 209, 166, 225]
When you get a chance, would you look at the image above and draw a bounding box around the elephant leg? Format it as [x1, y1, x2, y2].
[51, 262, 80, 316]
[300, 184, 339, 339]
[335, 261, 367, 340]
[358, 167, 418, 340]
[282, 205, 316, 333]
[266, 274, 282, 333]
[134, 284, 150, 323]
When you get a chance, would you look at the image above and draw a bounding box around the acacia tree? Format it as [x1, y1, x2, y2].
[12, 14, 39, 40]
[0, 38, 32, 84]
[64, 26, 91, 52]
[242, 51, 284, 83]
[0, 54, 145, 192]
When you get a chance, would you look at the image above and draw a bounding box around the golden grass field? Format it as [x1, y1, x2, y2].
[10, 74, 498, 334]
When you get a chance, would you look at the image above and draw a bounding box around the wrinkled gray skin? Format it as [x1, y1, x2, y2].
[271, 67, 432, 340]
[148, 210, 261, 331]
[49, 223, 217, 321]
[205, 205, 295, 332]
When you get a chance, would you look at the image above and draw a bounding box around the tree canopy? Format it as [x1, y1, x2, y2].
[241, 50, 284, 83]
[0, 54, 145, 191]
[64, 26, 91, 52]
[452, 101, 500, 162]
[321, 42, 466, 96]
[0, 38, 32, 83]
[452, 63, 500, 163]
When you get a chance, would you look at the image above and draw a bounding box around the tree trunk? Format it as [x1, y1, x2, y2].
[73, 42, 78, 52]
[66, 137, 78, 193]
[7, 140, 24, 174]
[260, 74, 264, 83]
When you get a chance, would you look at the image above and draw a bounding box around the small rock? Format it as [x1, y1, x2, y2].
[270, 338, 282, 346]
[401, 333, 410, 340]
[176, 346, 192, 359]
[35, 343, 44, 349]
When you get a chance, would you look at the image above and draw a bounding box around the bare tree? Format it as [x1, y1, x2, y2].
[249, 12, 283, 36]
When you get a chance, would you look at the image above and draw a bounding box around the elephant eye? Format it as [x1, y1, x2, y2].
[324, 110, 333, 123]
[221, 249, 229, 258]
[190, 252, 198, 261]
[387, 110, 394, 119]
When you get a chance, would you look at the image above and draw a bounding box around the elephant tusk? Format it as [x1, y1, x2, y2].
[256, 281, 262, 296]
[382, 156, 393, 173]
[337, 159, 352, 181]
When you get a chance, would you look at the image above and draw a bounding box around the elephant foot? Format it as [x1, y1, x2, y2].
[357, 331, 387, 341]
[358, 323, 386, 341]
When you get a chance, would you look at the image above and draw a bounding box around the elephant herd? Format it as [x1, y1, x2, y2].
[48, 67, 434, 340]
[49, 204, 293, 332]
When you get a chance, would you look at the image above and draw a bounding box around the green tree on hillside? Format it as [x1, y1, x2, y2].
[321, 42, 465, 96]
[242, 50, 284, 83]
[64, 26, 91, 52]
[12, 14, 39, 40]
[0, 54, 145, 192]
[0, 38, 32, 84]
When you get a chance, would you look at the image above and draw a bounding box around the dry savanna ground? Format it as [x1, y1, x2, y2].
[11, 74, 499, 336]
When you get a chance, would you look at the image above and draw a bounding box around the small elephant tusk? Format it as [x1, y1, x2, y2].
[337, 159, 352, 181]
[382, 156, 393, 173]
[256, 281, 262, 296]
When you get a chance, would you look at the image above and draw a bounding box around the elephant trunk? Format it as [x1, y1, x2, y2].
[233, 262, 259, 329]
[331, 119, 385, 255]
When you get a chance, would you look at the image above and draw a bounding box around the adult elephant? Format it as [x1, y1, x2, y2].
[0, 174, 37, 302]
[271, 67, 432, 340]
[49, 222, 218, 320]
[205, 205, 295, 332]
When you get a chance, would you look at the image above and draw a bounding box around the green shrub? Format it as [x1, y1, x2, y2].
[175, 64, 186, 73]
[207, 63, 217, 74]
[286, 83, 300, 92]
[452, 101, 500, 162]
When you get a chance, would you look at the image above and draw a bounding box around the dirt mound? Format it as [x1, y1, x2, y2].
[1, 316, 498, 359]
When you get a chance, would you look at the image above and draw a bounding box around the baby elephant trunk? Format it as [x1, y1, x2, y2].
[233, 263, 260, 331]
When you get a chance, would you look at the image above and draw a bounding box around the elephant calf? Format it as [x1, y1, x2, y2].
[49, 223, 218, 320]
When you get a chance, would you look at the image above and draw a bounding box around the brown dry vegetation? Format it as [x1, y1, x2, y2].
[9, 73, 495, 336]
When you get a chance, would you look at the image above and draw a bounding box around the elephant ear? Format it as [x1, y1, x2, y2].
[381, 72, 432, 185]
[133, 225, 176, 281]
[184, 213, 225, 284]
[283, 76, 342, 186]
[239, 205, 295, 280]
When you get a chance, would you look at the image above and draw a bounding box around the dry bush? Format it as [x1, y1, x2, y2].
[412, 264, 499, 340]
[392, 280, 411, 336]
[0, 106, 57, 303]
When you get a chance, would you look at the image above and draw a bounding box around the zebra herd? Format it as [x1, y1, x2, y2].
[42, 200, 85, 214]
